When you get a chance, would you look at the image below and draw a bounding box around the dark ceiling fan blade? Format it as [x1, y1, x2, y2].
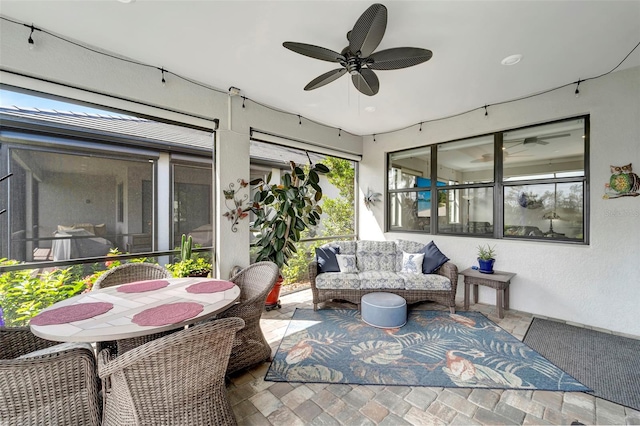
[304, 68, 347, 91]
[283, 42, 345, 63]
[542, 133, 571, 139]
[349, 3, 387, 57]
[351, 68, 379, 96]
[523, 137, 548, 145]
[368, 47, 433, 70]
[522, 133, 571, 145]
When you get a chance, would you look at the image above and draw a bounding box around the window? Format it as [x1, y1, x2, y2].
[388, 147, 432, 231]
[387, 116, 588, 243]
[172, 163, 212, 249]
[4, 147, 154, 262]
[0, 87, 215, 262]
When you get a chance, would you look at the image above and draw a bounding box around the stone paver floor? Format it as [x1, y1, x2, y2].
[227, 289, 640, 425]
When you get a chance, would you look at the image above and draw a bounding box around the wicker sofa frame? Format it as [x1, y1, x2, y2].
[309, 242, 458, 313]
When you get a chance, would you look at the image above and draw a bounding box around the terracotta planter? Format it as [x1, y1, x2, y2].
[265, 276, 283, 310]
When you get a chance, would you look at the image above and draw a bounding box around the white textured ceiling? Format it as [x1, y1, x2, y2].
[1, 1, 639, 136]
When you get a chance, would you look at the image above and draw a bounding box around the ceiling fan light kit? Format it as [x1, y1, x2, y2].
[283, 3, 433, 96]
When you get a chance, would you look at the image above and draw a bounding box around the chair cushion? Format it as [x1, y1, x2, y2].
[420, 241, 450, 274]
[398, 272, 452, 290]
[17, 342, 94, 359]
[356, 240, 397, 272]
[316, 246, 340, 273]
[359, 271, 404, 290]
[315, 272, 361, 289]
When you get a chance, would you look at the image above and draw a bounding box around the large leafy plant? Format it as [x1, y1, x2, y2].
[249, 160, 329, 269]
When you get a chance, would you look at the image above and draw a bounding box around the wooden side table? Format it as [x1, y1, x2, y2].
[461, 268, 516, 319]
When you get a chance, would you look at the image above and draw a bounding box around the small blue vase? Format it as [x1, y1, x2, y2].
[478, 258, 495, 274]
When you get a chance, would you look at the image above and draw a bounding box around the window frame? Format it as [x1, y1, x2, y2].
[386, 115, 590, 244]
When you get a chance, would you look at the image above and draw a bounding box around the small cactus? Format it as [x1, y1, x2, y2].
[180, 234, 193, 261]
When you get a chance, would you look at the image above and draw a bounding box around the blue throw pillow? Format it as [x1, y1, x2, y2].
[420, 241, 450, 274]
[316, 246, 341, 273]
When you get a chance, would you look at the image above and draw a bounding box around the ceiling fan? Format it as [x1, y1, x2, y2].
[471, 149, 532, 163]
[510, 133, 571, 146]
[282, 3, 433, 96]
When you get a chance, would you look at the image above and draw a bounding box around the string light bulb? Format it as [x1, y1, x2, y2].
[419, 122, 423, 132]
[160, 68, 166, 87]
[27, 24, 35, 50]
[373, 134, 376, 142]
[338, 129, 342, 137]
[574, 79, 581, 97]
[298, 115, 301, 126]
[484, 105, 489, 117]
[242, 96, 246, 108]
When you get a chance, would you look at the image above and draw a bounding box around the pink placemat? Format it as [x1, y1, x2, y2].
[30, 302, 114, 326]
[186, 279, 235, 294]
[117, 279, 170, 293]
[132, 302, 204, 326]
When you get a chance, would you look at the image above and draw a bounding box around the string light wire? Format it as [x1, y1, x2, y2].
[1, 16, 638, 139]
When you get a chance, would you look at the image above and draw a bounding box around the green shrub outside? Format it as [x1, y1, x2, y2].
[0, 248, 159, 327]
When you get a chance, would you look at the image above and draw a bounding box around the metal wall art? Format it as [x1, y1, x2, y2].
[364, 188, 381, 210]
[223, 179, 249, 232]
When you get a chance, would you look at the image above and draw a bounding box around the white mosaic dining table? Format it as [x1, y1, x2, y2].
[30, 277, 240, 343]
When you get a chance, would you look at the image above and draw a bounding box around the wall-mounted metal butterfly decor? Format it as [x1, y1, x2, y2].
[223, 179, 250, 232]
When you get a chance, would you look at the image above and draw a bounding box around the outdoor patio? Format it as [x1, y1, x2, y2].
[228, 288, 640, 426]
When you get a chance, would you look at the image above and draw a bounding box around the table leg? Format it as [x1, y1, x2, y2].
[473, 285, 479, 304]
[504, 284, 510, 311]
[496, 290, 504, 319]
[464, 281, 470, 311]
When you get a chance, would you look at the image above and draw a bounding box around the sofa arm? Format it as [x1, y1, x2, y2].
[436, 261, 458, 293]
[308, 260, 319, 289]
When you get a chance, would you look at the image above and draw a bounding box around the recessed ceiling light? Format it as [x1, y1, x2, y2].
[501, 54, 523, 66]
[117, 0, 135, 3]
[364, 106, 376, 113]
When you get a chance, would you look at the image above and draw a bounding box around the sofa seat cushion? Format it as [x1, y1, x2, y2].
[315, 272, 361, 289]
[359, 271, 405, 290]
[357, 240, 397, 272]
[398, 273, 451, 291]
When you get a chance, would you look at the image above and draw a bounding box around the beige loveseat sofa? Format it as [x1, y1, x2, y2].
[309, 239, 458, 312]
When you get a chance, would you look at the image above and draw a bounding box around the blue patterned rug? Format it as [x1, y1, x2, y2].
[265, 309, 590, 391]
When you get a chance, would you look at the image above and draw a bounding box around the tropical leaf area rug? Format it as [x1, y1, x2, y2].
[265, 309, 590, 391]
[524, 318, 640, 411]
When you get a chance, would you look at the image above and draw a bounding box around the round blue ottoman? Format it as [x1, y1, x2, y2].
[361, 292, 407, 328]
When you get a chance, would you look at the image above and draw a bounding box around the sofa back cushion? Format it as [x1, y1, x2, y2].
[323, 241, 356, 256]
[356, 240, 397, 272]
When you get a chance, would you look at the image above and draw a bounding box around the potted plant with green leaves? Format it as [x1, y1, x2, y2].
[166, 234, 212, 277]
[249, 160, 330, 308]
[477, 244, 496, 274]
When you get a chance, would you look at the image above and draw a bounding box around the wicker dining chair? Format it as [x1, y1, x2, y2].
[93, 262, 172, 290]
[0, 327, 101, 426]
[93, 262, 173, 354]
[217, 261, 279, 375]
[98, 317, 244, 426]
